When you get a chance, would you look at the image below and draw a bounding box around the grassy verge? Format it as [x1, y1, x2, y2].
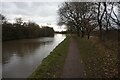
[76, 37, 118, 78]
[28, 36, 70, 79]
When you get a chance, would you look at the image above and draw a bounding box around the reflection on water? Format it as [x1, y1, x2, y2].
[3, 39, 53, 64]
[2, 34, 66, 78]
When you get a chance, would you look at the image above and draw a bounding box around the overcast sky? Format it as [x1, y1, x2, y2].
[1, 1, 119, 31]
[1, 2, 66, 31]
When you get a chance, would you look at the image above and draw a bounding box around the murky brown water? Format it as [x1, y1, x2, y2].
[2, 34, 66, 78]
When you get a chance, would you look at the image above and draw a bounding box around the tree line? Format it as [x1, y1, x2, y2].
[58, 2, 120, 39]
[1, 14, 54, 41]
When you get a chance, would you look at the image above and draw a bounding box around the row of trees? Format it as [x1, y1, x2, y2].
[1, 14, 54, 41]
[58, 2, 120, 39]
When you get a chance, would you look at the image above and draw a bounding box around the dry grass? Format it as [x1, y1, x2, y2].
[90, 37, 119, 78]
[77, 36, 119, 78]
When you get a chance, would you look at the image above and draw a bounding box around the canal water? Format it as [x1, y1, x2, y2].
[2, 34, 66, 78]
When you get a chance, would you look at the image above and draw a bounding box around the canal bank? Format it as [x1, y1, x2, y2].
[29, 36, 70, 78]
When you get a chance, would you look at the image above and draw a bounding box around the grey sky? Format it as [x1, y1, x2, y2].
[1, 2, 66, 31]
[1, 1, 119, 31]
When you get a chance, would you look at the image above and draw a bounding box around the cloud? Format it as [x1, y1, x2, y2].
[1, 2, 65, 31]
[2, 2, 59, 18]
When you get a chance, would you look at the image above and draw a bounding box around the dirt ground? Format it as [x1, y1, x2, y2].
[61, 37, 85, 78]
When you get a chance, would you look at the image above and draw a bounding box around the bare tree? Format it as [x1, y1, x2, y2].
[0, 14, 7, 24]
[15, 18, 23, 26]
[96, 2, 107, 39]
[58, 2, 97, 38]
[108, 2, 120, 26]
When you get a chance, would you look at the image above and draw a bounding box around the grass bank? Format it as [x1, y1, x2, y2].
[28, 36, 70, 79]
[76, 36, 118, 78]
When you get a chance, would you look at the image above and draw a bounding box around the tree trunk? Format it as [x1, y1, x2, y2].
[99, 24, 103, 40]
[87, 33, 90, 39]
[77, 28, 80, 36]
[81, 31, 84, 38]
[77, 31, 80, 36]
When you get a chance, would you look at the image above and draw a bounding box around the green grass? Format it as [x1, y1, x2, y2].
[28, 36, 70, 79]
[76, 37, 118, 78]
